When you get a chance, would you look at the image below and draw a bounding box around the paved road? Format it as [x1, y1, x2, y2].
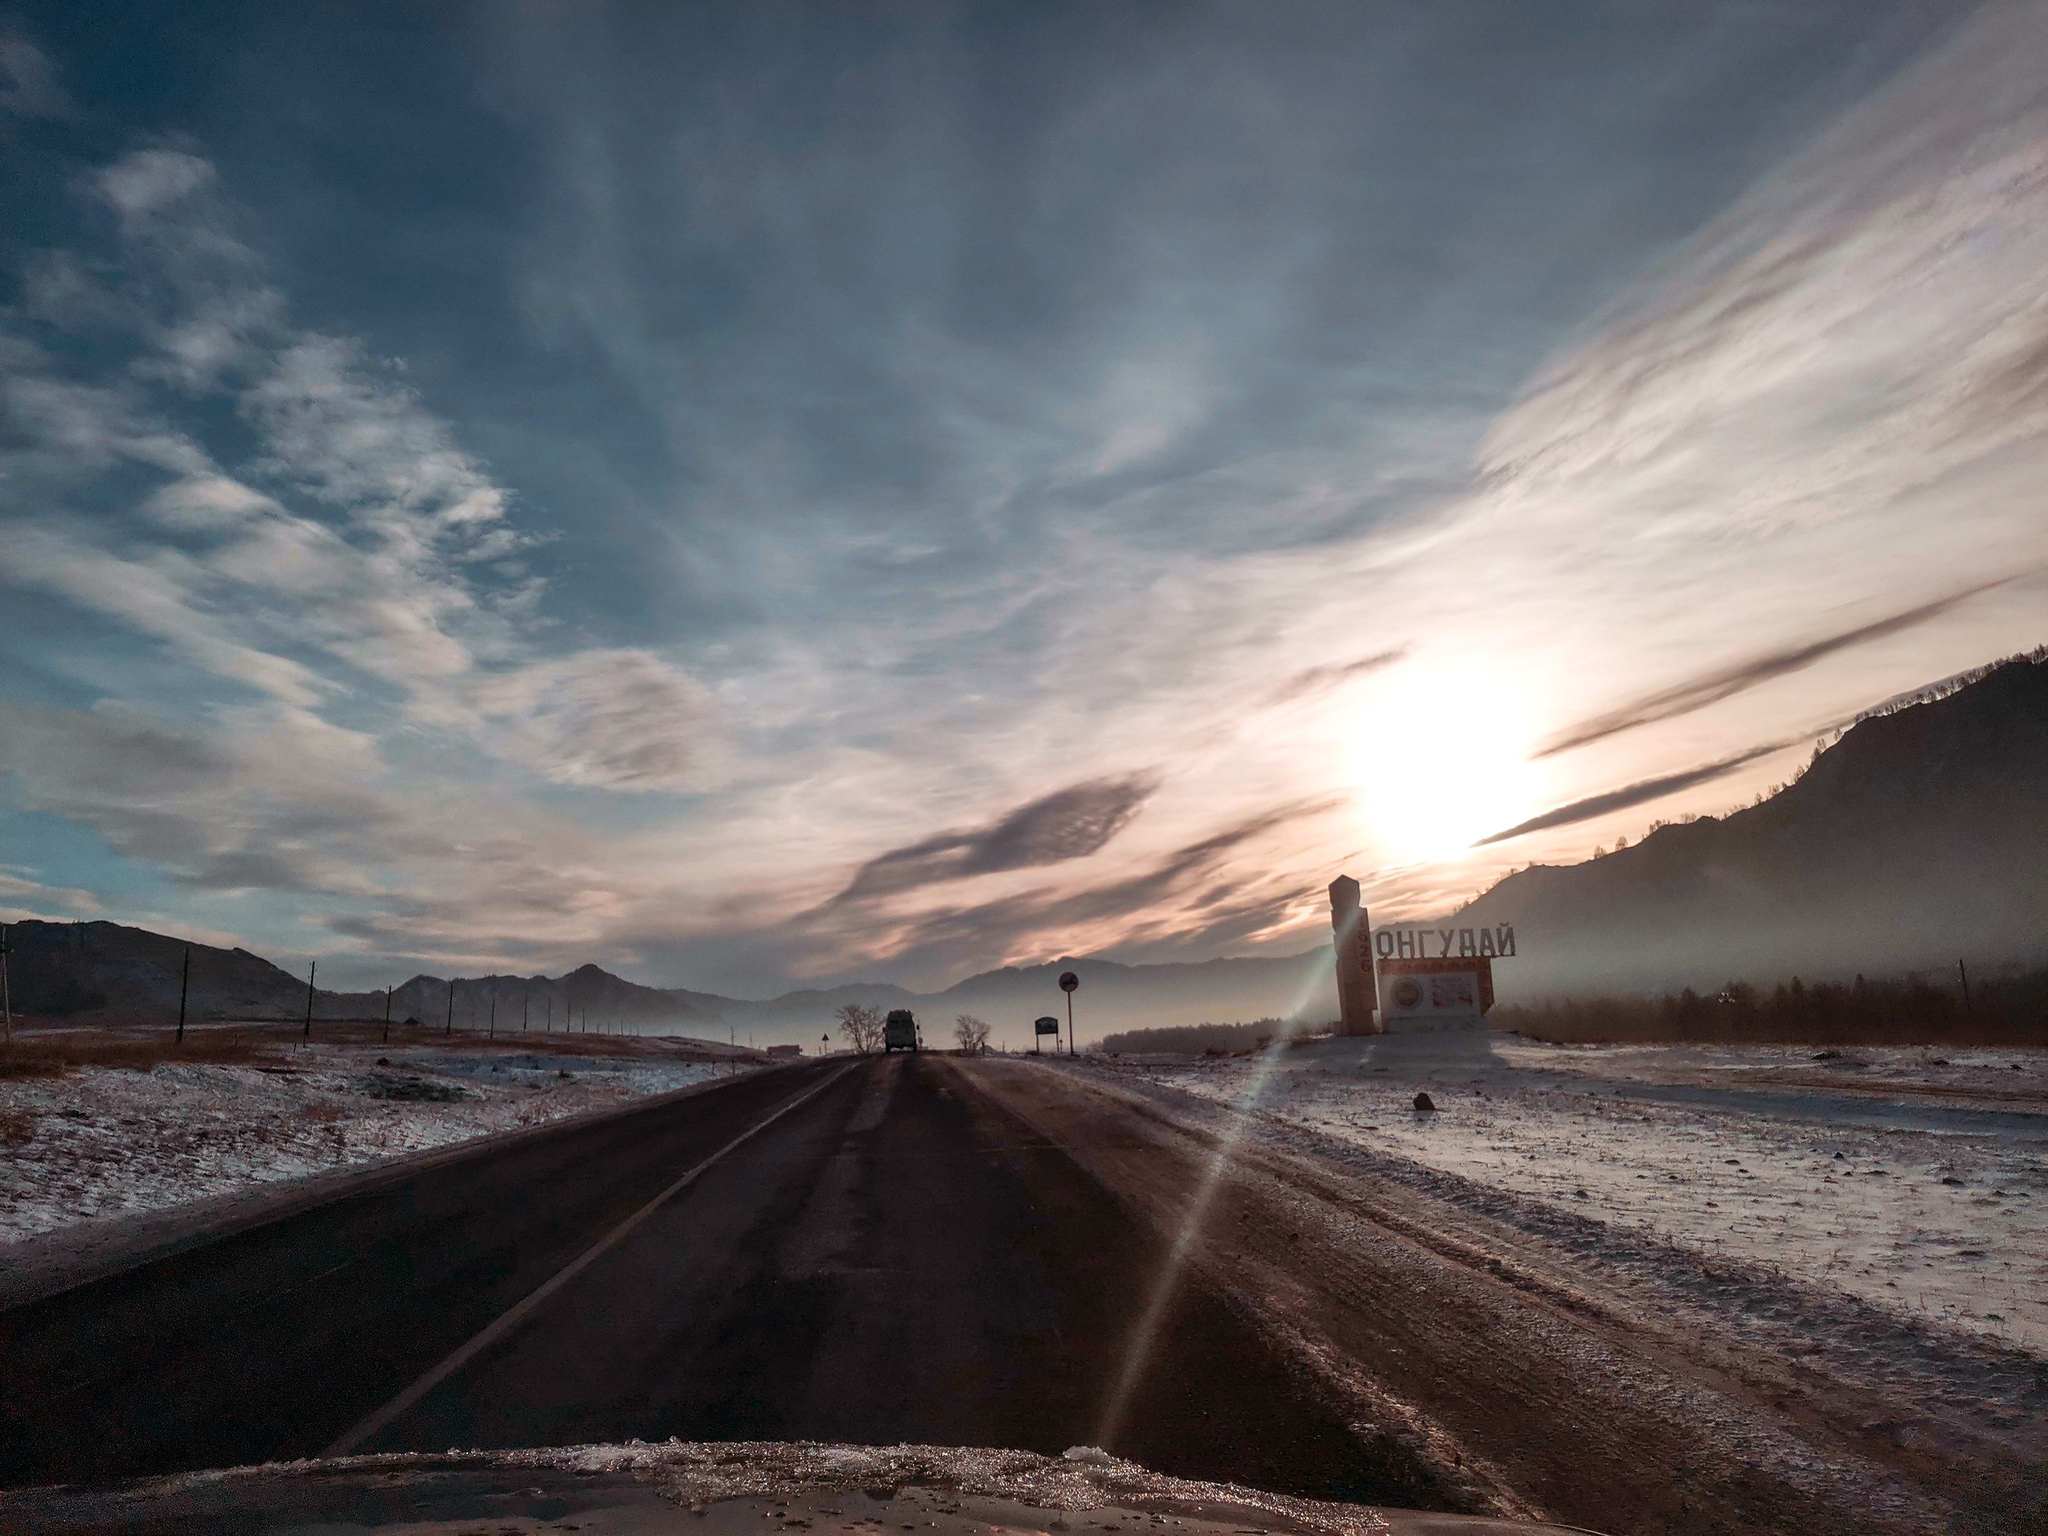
[1, 1055, 1398, 1505]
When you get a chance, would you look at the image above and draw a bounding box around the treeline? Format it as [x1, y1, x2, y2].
[1098, 1018, 1296, 1055]
[1495, 969, 2048, 1047]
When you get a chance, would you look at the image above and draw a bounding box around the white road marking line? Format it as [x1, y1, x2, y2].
[322, 1063, 857, 1458]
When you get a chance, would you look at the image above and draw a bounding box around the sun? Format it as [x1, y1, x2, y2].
[1351, 661, 1542, 865]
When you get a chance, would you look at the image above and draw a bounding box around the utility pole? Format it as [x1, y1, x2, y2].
[383, 985, 392, 1046]
[446, 979, 454, 1036]
[523, 985, 529, 1032]
[489, 997, 496, 1039]
[1958, 959, 1973, 1013]
[2, 924, 16, 1044]
[303, 961, 317, 1041]
[177, 946, 190, 1045]
[545, 995, 552, 1033]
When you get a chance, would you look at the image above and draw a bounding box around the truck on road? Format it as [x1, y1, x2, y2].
[884, 1009, 920, 1052]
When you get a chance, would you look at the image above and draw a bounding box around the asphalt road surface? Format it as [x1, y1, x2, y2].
[0, 1055, 1411, 1505]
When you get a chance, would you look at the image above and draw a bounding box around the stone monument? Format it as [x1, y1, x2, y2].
[1327, 875, 1382, 1036]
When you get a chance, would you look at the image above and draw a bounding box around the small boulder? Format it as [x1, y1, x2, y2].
[1413, 1091, 1436, 1112]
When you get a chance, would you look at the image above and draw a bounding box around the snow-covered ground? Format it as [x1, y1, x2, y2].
[1095, 1033, 2048, 1354]
[0, 1035, 747, 1243]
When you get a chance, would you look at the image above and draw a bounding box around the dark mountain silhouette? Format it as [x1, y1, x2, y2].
[1455, 650, 2048, 998]
[2, 925, 727, 1040]
[2, 918, 1327, 1046]
[4, 922, 319, 1022]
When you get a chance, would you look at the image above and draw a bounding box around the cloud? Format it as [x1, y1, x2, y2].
[0, 147, 719, 793]
[837, 796, 1348, 978]
[98, 149, 217, 215]
[0, 28, 67, 118]
[1533, 577, 2024, 759]
[1475, 739, 1799, 845]
[1264, 648, 1407, 707]
[0, 525, 333, 708]
[839, 775, 1158, 901]
[0, 697, 407, 891]
[0, 870, 100, 917]
[475, 649, 727, 793]
[1056, 334, 1223, 482]
[243, 338, 511, 531]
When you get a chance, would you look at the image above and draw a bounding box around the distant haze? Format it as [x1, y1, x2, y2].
[1, 2, 2043, 999]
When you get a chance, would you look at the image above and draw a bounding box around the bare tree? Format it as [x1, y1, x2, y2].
[836, 1002, 884, 1054]
[952, 1014, 991, 1054]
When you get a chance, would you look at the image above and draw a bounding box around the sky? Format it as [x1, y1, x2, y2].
[2, 0, 2044, 997]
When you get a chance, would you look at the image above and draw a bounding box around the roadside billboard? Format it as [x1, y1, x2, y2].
[1377, 956, 1493, 1032]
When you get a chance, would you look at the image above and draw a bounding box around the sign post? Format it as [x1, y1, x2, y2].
[1368, 924, 1516, 1034]
[1058, 970, 1079, 1055]
[1328, 876, 1381, 1036]
[1033, 1015, 1059, 1055]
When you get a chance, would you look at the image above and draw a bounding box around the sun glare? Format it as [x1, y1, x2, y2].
[1353, 662, 1541, 865]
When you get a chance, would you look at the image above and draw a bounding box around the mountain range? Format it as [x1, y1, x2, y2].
[1, 920, 1326, 1047]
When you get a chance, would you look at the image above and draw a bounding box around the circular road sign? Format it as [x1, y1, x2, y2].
[1058, 970, 1079, 993]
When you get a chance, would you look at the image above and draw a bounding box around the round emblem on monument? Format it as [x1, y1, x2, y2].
[1392, 977, 1423, 1008]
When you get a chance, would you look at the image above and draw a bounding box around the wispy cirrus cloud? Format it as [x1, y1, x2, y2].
[1, 146, 724, 805]
[1533, 579, 2027, 760]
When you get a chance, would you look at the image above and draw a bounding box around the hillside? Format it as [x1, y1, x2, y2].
[1456, 652, 2048, 997]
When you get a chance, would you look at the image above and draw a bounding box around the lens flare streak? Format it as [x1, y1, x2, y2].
[1093, 1046, 1293, 1448]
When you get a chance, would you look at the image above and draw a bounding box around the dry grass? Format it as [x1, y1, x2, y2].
[0, 1016, 743, 1083]
[0, 1108, 35, 1144]
[0, 1031, 269, 1081]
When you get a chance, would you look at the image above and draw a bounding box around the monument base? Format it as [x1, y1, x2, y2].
[1382, 1012, 1486, 1035]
